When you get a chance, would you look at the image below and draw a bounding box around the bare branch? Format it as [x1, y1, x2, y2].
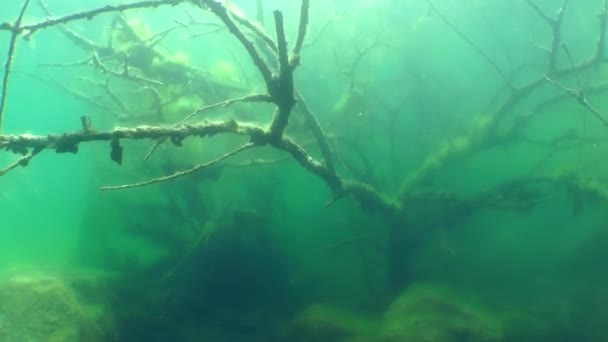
[0, 120, 258, 154]
[3, 0, 188, 37]
[37, 0, 113, 55]
[269, 10, 296, 140]
[256, 0, 265, 26]
[525, 0, 557, 23]
[427, 0, 513, 90]
[0, 0, 31, 132]
[0, 147, 41, 176]
[202, 0, 274, 86]
[274, 11, 290, 85]
[293, 0, 310, 57]
[339, 29, 385, 91]
[101, 142, 254, 191]
[92, 52, 164, 87]
[182, 94, 271, 122]
[231, 10, 277, 53]
[295, 92, 335, 172]
[142, 94, 271, 160]
[545, 76, 608, 127]
[225, 4, 335, 173]
[525, 0, 569, 74]
[225, 156, 289, 168]
[532, 81, 608, 114]
[596, 0, 608, 61]
[23, 72, 125, 119]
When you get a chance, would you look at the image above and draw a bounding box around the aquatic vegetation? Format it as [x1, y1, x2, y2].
[380, 283, 503, 342]
[281, 304, 380, 341]
[282, 283, 508, 342]
[110, 17, 154, 53]
[211, 60, 240, 85]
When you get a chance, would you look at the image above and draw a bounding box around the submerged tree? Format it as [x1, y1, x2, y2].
[1, 0, 608, 301]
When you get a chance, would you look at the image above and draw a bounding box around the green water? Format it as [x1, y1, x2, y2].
[1, 0, 608, 341]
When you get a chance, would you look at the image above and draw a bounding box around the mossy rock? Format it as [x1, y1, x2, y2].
[0, 272, 108, 342]
[281, 304, 380, 342]
[376, 283, 503, 342]
[281, 284, 505, 342]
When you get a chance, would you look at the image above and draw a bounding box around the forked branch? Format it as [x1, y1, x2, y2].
[0, 0, 31, 132]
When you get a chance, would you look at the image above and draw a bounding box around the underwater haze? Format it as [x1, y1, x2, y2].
[1, 0, 608, 341]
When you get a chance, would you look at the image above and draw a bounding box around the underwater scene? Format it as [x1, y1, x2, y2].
[1, 0, 608, 341]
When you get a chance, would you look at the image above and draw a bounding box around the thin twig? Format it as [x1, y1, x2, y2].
[295, 92, 335, 172]
[37, 0, 113, 56]
[143, 138, 167, 160]
[22, 71, 124, 119]
[143, 94, 271, 160]
[256, 0, 265, 26]
[525, 0, 569, 73]
[225, 156, 289, 168]
[0, 0, 31, 132]
[231, 10, 277, 53]
[182, 94, 271, 122]
[92, 52, 164, 87]
[545, 76, 608, 127]
[293, 0, 310, 57]
[3, 0, 188, 37]
[596, 0, 608, 61]
[340, 28, 385, 91]
[0, 148, 40, 176]
[427, 0, 513, 91]
[525, 0, 555, 23]
[101, 142, 254, 191]
[183, 27, 224, 39]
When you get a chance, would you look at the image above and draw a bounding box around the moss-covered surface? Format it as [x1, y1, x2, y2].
[0, 270, 113, 342]
[281, 283, 506, 342]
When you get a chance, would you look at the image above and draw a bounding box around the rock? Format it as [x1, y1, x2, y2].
[0, 272, 108, 342]
[377, 283, 503, 342]
[281, 304, 380, 342]
[281, 284, 505, 342]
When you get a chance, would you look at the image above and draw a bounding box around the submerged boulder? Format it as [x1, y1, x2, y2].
[377, 283, 503, 342]
[281, 304, 380, 342]
[0, 272, 107, 342]
[281, 283, 504, 342]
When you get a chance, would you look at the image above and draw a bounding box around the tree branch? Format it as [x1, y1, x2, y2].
[596, 0, 608, 61]
[182, 94, 271, 122]
[0, 0, 31, 132]
[427, 0, 513, 91]
[0, 147, 41, 176]
[6, 0, 187, 36]
[231, 9, 277, 52]
[525, 0, 569, 74]
[295, 92, 335, 172]
[0, 120, 257, 154]
[269, 11, 296, 140]
[293, 0, 310, 57]
[101, 142, 254, 191]
[545, 76, 608, 127]
[201, 0, 273, 87]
